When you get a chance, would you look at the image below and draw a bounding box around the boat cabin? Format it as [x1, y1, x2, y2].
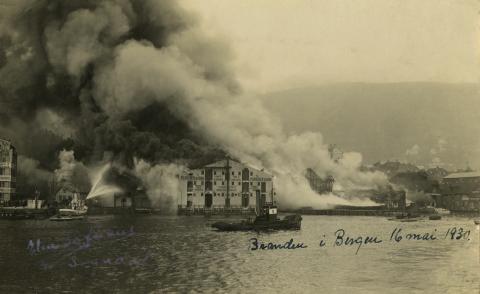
[257, 202, 278, 222]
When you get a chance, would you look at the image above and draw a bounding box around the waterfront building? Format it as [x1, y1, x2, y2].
[305, 168, 334, 194]
[0, 139, 17, 204]
[304, 145, 339, 195]
[179, 159, 274, 213]
[433, 171, 480, 212]
[370, 188, 406, 210]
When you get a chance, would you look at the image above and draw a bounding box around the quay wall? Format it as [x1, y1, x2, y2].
[178, 206, 256, 216]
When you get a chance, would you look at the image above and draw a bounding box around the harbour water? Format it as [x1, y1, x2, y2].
[0, 215, 478, 293]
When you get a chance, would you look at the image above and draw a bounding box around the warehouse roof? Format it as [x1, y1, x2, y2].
[444, 171, 480, 179]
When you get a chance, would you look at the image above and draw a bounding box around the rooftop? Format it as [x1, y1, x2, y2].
[444, 171, 480, 179]
[202, 159, 272, 176]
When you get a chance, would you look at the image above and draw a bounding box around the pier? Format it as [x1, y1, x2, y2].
[178, 206, 256, 216]
[288, 207, 405, 217]
[0, 207, 52, 219]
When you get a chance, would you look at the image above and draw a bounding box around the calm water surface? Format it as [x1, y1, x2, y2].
[0, 215, 478, 293]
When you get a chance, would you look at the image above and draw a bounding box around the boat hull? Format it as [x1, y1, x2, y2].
[58, 209, 87, 216]
[212, 214, 302, 231]
[50, 215, 85, 221]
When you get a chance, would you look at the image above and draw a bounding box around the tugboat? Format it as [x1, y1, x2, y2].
[211, 202, 302, 231]
[212, 189, 302, 231]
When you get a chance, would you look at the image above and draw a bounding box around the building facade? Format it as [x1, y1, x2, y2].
[179, 159, 274, 211]
[0, 139, 17, 204]
[434, 172, 480, 212]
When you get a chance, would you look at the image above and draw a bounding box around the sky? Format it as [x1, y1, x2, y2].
[183, 0, 479, 92]
[1, 0, 479, 171]
[182, 0, 480, 170]
[261, 83, 480, 169]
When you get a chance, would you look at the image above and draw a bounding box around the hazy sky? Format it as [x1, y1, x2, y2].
[262, 83, 480, 170]
[183, 0, 479, 92]
[182, 1, 480, 169]
[1, 1, 479, 170]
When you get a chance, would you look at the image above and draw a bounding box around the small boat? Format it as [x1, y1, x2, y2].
[58, 208, 87, 216]
[398, 217, 423, 222]
[433, 207, 450, 215]
[429, 215, 442, 220]
[396, 212, 421, 219]
[58, 198, 88, 216]
[50, 215, 84, 221]
[388, 212, 423, 222]
[211, 203, 302, 231]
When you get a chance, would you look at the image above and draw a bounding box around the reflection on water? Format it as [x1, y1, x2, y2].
[0, 215, 478, 293]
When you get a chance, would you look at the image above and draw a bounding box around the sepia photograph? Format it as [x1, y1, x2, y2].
[0, 0, 479, 293]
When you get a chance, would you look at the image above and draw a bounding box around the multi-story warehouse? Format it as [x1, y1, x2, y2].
[179, 159, 274, 212]
[0, 139, 17, 204]
[433, 171, 480, 212]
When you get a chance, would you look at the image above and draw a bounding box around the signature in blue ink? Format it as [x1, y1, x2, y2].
[39, 251, 153, 270]
[27, 226, 135, 256]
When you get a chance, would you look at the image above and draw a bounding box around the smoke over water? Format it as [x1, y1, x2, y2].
[0, 0, 387, 210]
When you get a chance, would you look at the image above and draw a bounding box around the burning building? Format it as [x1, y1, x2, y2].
[0, 139, 17, 204]
[179, 159, 274, 213]
[433, 171, 480, 212]
[305, 168, 334, 194]
[304, 145, 339, 195]
[0, 1, 391, 213]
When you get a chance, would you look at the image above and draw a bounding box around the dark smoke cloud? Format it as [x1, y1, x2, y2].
[0, 0, 387, 209]
[0, 0, 229, 198]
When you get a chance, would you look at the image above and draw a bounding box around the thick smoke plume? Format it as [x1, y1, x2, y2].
[54, 150, 90, 193]
[134, 159, 183, 213]
[0, 0, 387, 209]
